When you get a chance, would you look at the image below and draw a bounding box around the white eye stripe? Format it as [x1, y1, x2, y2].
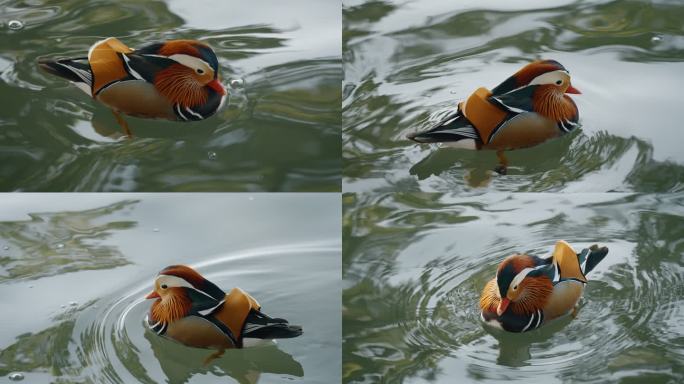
[510, 267, 535, 289]
[167, 54, 212, 72]
[510, 264, 550, 290]
[154, 274, 216, 299]
[155, 274, 194, 289]
[530, 70, 570, 86]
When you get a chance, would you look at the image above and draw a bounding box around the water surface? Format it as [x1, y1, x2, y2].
[1, 0, 341, 191]
[343, 192, 684, 383]
[0, 193, 341, 383]
[343, 0, 684, 193]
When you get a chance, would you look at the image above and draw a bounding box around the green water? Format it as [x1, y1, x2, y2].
[0, 193, 341, 383]
[3, 0, 684, 383]
[0, 0, 341, 192]
[341, 2, 684, 379]
[343, 0, 684, 193]
[343, 192, 684, 383]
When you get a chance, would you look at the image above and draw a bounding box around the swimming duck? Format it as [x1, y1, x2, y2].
[145, 265, 302, 360]
[480, 240, 608, 332]
[407, 60, 581, 174]
[38, 38, 227, 136]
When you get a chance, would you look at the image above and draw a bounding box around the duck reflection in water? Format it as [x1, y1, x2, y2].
[409, 148, 494, 188]
[144, 330, 304, 384]
[483, 311, 577, 367]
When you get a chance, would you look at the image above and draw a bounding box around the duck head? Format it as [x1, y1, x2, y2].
[492, 59, 581, 95]
[495, 254, 553, 316]
[141, 40, 226, 107]
[145, 265, 226, 323]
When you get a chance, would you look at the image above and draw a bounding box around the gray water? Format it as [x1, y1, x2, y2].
[0, 193, 341, 383]
[2, 1, 684, 383]
[0, 0, 341, 192]
[343, 192, 684, 383]
[343, 0, 684, 193]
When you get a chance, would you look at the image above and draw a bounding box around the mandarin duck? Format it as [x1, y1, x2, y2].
[480, 240, 608, 333]
[145, 265, 302, 361]
[408, 60, 581, 174]
[38, 38, 227, 136]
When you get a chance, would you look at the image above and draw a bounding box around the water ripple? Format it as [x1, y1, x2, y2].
[72, 241, 337, 383]
[343, 192, 684, 382]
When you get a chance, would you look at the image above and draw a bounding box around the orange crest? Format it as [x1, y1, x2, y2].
[514, 61, 565, 86]
[158, 40, 202, 57]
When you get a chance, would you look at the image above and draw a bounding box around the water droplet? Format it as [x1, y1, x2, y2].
[28, 285, 33, 289]
[3, 246, 9, 250]
[207, 151, 217, 160]
[60, 304, 66, 308]
[153, 228, 160, 232]
[8, 372, 24, 381]
[56, 243, 65, 249]
[8, 20, 24, 30]
[230, 79, 244, 89]
[450, 90, 459, 94]
[69, 301, 78, 306]
[56, 37, 62, 42]
[651, 35, 662, 43]
[248, 196, 255, 201]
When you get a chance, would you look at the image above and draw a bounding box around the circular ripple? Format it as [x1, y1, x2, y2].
[73, 241, 337, 383]
[387, 237, 678, 381]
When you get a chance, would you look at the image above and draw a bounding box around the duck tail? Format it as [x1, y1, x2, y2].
[406, 110, 481, 145]
[38, 57, 92, 94]
[578, 244, 609, 276]
[242, 310, 303, 339]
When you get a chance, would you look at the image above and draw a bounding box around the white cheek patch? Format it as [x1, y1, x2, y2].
[530, 70, 569, 86]
[167, 54, 212, 74]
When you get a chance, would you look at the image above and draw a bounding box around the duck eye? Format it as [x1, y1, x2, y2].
[160, 284, 168, 289]
[555, 80, 562, 85]
[196, 68, 204, 74]
[513, 285, 518, 290]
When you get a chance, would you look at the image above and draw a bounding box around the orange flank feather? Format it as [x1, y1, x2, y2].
[151, 288, 192, 323]
[533, 86, 578, 122]
[154, 64, 208, 107]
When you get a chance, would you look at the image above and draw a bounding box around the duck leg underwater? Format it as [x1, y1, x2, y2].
[38, 37, 227, 136]
[408, 60, 581, 174]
